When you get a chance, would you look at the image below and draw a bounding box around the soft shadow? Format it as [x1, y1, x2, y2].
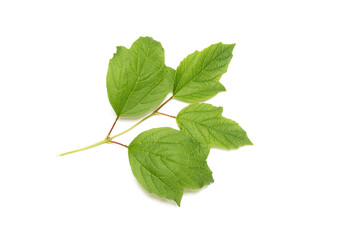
[210, 144, 254, 152]
[183, 185, 209, 194]
[118, 112, 150, 121]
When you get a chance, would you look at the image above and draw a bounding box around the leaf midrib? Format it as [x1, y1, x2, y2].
[178, 116, 240, 144]
[175, 46, 228, 95]
[130, 146, 206, 169]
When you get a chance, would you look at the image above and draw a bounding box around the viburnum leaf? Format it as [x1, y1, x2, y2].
[173, 42, 235, 101]
[106, 37, 174, 116]
[128, 127, 213, 206]
[176, 103, 253, 149]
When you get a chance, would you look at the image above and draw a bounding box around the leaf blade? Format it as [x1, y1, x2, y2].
[177, 103, 253, 149]
[106, 37, 173, 116]
[173, 43, 235, 101]
[128, 127, 213, 206]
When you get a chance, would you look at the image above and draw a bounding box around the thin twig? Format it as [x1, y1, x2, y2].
[107, 115, 120, 137]
[109, 141, 128, 148]
[156, 112, 176, 119]
[59, 96, 174, 156]
[110, 96, 174, 140]
[155, 96, 173, 112]
[109, 113, 154, 140]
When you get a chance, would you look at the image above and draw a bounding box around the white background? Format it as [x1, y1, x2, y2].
[0, 0, 358, 239]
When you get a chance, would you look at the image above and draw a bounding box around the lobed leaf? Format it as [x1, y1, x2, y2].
[177, 103, 252, 149]
[128, 127, 213, 206]
[173, 42, 235, 101]
[106, 37, 174, 116]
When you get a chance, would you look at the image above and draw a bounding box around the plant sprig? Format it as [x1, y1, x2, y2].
[60, 37, 252, 206]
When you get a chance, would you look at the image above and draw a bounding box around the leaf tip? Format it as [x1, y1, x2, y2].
[242, 136, 253, 146]
[225, 43, 236, 50]
[176, 200, 181, 207]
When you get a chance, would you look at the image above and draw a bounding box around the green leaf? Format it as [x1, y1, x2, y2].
[106, 37, 174, 116]
[177, 103, 253, 149]
[128, 127, 213, 206]
[173, 43, 235, 101]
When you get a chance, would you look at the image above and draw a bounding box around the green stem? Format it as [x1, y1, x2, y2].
[58, 96, 174, 156]
[58, 139, 108, 156]
[109, 113, 155, 141]
[58, 114, 154, 157]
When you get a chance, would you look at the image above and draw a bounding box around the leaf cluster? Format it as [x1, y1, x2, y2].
[62, 36, 252, 206]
